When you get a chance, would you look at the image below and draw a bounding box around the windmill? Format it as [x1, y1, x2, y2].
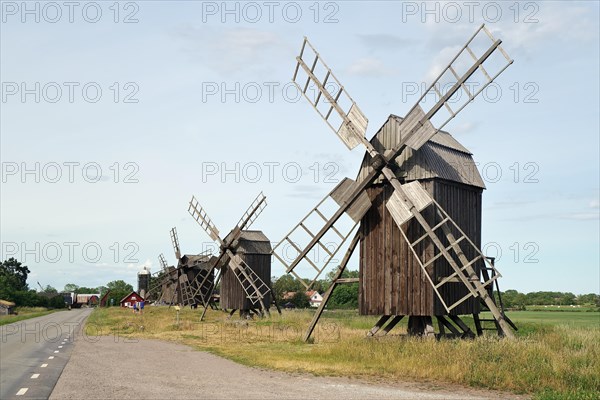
[168, 227, 216, 308]
[144, 253, 175, 303]
[273, 24, 517, 341]
[186, 192, 277, 319]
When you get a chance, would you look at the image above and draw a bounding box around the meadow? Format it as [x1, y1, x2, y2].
[86, 307, 599, 399]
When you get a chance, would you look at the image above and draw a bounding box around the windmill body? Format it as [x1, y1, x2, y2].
[177, 253, 217, 307]
[357, 115, 485, 317]
[220, 230, 272, 311]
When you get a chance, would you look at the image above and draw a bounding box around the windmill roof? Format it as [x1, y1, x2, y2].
[225, 230, 272, 254]
[180, 254, 214, 270]
[356, 114, 485, 189]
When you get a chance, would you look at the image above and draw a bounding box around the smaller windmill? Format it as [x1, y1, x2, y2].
[168, 227, 216, 308]
[186, 192, 278, 319]
[144, 253, 175, 303]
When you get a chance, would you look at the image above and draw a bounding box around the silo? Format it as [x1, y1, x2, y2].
[138, 267, 150, 299]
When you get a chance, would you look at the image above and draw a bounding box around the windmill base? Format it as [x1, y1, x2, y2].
[366, 314, 498, 339]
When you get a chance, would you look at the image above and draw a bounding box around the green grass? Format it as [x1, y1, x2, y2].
[499, 310, 600, 328]
[86, 307, 600, 398]
[0, 307, 61, 326]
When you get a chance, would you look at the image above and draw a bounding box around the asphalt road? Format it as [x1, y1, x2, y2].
[0, 308, 91, 400]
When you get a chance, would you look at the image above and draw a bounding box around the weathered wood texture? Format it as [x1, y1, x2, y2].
[359, 179, 482, 316]
[220, 230, 272, 310]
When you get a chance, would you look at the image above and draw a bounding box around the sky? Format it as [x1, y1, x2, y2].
[1, 1, 598, 295]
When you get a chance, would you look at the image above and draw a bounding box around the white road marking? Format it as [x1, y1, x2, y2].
[16, 388, 28, 396]
[41, 363, 48, 368]
[31, 374, 40, 379]
[58, 346, 63, 348]
[48, 356, 54, 359]
[54, 350, 59, 353]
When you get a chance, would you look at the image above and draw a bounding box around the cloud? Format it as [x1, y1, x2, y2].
[175, 26, 282, 75]
[420, 3, 598, 82]
[590, 199, 599, 209]
[347, 57, 397, 77]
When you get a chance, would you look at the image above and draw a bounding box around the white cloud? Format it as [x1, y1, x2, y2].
[175, 26, 282, 75]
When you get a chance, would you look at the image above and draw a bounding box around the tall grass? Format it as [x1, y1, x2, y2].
[86, 307, 600, 398]
[0, 307, 60, 326]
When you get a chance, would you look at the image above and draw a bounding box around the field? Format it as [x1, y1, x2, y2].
[86, 307, 599, 399]
[0, 307, 60, 326]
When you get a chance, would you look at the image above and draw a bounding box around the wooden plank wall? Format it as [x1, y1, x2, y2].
[359, 180, 482, 316]
[220, 253, 272, 310]
[432, 180, 482, 315]
[359, 181, 435, 316]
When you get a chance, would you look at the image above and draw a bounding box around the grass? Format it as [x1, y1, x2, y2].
[0, 307, 61, 326]
[86, 307, 600, 399]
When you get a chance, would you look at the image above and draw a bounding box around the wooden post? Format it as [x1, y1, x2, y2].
[303, 231, 361, 342]
[381, 315, 404, 335]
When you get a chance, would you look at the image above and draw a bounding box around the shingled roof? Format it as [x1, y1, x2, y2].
[356, 114, 485, 189]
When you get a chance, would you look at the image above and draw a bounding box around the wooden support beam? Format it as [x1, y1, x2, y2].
[303, 231, 361, 342]
[368, 315, 391, 337]
[381, 315, 404, 335]
[436, 316, 446, 335]
[436, 316, 460, 335]
[473, 314, 483, 336]
[448, 315, 476, 338]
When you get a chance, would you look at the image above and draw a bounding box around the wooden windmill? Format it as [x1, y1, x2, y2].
[144, 253, 175, 304]
[186, 192, 276, 319]
[273, 24, 517, 340]
[168, 227, 216, 307]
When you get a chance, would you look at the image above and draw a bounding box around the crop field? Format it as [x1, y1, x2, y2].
[86, 307, 599, 399]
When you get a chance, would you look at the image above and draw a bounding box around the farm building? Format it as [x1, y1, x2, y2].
[0, 299, 16, 315]
[120, 291, 144, 308]
[306, 291, 323, 307]
[100, 290, 111, 307]
[356, 115, 485, 317]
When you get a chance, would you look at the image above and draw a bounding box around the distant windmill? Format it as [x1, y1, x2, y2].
[273, 24, 517, 340]
[187, 192, 278, 319]
[168, 227, 216, 308]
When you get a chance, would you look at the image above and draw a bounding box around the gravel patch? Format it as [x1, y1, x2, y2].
[50, 336, 527, 400]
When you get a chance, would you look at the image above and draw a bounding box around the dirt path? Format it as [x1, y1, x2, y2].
[50, 337, 526, 400]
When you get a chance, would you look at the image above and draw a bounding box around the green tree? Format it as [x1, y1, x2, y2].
[273, 275, 303, 302]
[291, 291, 311, 308]
[0, 258, 30, 292]
[329, 284, 359, 309]
[63, 283, 79, 292]
[104, 280, 134, 307]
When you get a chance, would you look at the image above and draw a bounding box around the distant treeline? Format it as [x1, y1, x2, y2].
[498, 290, 599, 310]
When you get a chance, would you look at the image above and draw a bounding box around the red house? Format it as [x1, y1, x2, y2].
[120, 291, 144, 308]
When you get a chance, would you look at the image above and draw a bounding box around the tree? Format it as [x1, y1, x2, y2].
[329, 284, 359, 309]
[63, 283, 79, 292]
[0, 258, 30, 292]
[43, 285, 58, 295]
[291, 291, 311, 308]
[104, 280, 134, 307]
[273, 275, 303, 302]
